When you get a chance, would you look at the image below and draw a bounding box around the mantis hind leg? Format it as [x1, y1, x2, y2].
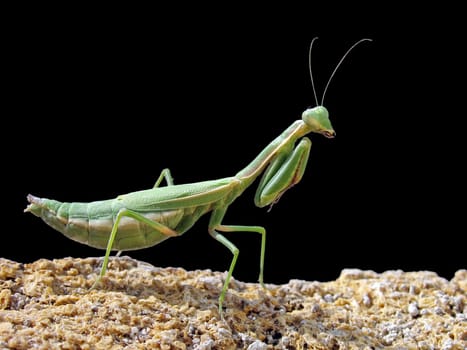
[153, 168, 174, 187]
[114, 168, 175, 257]
[90, 208, 178, 290]
[208, 208, 266, 318]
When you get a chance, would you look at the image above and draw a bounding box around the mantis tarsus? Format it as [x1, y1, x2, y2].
[25, 38, 370, 318]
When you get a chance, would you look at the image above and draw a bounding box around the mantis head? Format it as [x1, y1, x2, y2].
[302, 106, 335, 138]
[305, 38, 371, 140]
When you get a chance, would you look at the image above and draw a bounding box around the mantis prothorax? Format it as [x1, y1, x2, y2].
[25, 38, 371, 318]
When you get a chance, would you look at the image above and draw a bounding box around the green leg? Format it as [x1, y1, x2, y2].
[113, 169, 174, 257]
[208, 208, 267, 319]
[217, 225, 266, 287]
[255, 137, 311, 208]
[90, 208, 178, 289]
[153, 168, 174, 188]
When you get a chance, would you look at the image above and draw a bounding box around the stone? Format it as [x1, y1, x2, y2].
[0, 257, 465, 349]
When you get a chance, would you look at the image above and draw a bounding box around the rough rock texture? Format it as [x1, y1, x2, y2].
[0, 257, 465, 349]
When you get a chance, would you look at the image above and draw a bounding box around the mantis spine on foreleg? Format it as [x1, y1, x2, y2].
[24, 38, 371, 318]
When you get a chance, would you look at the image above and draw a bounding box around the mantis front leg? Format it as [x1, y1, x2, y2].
[255, 137, 312, 208]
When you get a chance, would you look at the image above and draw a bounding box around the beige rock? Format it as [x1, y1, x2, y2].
[0, 257, 465, 349]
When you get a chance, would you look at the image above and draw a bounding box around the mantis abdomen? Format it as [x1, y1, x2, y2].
[25, 194, 213, 251]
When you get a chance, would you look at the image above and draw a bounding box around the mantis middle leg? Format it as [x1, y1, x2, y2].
[208, 207, 266, 318]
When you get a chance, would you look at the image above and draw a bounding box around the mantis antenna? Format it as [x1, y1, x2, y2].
[308, 37, 320, 106]
[320, 38, 372, 106]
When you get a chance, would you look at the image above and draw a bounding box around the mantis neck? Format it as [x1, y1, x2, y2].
[235, 120, 312, 186]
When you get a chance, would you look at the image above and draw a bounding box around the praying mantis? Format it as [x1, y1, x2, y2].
[25, 38, 371, 317]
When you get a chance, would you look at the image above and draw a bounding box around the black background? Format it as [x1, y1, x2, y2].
[3, 7, 465, 284]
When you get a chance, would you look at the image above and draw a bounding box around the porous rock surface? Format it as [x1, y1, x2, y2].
[0, 257, 465, 349]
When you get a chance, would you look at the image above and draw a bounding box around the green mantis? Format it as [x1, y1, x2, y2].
[25, 38, 370, 318]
